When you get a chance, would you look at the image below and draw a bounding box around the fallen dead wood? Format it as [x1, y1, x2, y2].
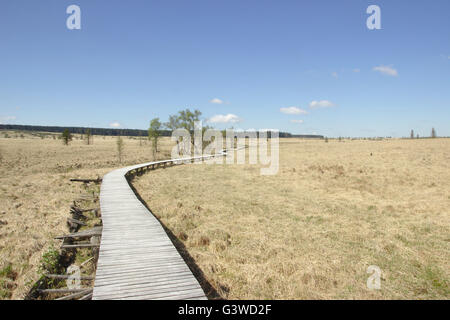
[75, 207, 99, 213]
[70, 213, 88, 222]
[67, 217, 87, 226]
[55, 289, 93, 300]
[79, 292, 93, 300]
[54, 227, 102, 240]
[80, 257, 94, 268]
[29, 180, 102, 301]
[44, 274, 94, 280]
[70, 178, 102, 184]
[70, 205, 88, 215]
[61, 243, 100, 249]
[74, 195, 98, 201]
[39, 288, 89, 294]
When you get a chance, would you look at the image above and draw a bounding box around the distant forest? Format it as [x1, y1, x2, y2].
[0, 124, 324, 139]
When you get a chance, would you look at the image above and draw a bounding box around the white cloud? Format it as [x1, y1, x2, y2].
[353, 68, 360, 73]
[208, 114, 242, 123]
[109, 122, 121, 128]
[0, 116, 16, 124]
[290, 119, 304, 124]
[331, 72, 338, 78]
[209, 98, 224, 104]
[372, 65, 398, 76]
[280, 106, 308, 115]
[309, 100, 335, 109]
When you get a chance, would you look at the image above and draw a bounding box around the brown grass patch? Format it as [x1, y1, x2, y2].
[133, 138, 450, 299]
[0, 131, 174, 299]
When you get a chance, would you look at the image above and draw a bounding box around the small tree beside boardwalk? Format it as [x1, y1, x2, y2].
[116, 136, 124, 163]
[61, 129, 72, 145]
[85, 128, 92, 145]
[148, 118, 161, 158]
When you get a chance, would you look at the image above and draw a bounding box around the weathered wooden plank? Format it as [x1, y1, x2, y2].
[94, 279, 201, 294]
[93, 152, 227, 300]
[55, 227, 102, 240]
[55, 289, 93, 300]
[94, 273, 196, 287]
[79, 292, 93, 300]
[45, 274, 94, 280]
[40, 288, 90, 294]
[61, 243, 100, 249]
[94, 268, 193, 282]
[93, 283, 205, 299]
[70, 178, 102, 183]
[97, 286, 206, 300]
[66, 217, 87, 226]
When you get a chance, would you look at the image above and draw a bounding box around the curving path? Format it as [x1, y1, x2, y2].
[92, 153, 224, 300]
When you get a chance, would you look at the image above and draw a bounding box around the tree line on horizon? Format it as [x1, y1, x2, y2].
[44, 108, 304, 162]
[0, 121, 298, 139]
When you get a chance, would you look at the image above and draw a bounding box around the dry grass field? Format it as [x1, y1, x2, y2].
[133, 138, 450, 299]
[0, 131, 174, 299]
[1, 132, 449, 300]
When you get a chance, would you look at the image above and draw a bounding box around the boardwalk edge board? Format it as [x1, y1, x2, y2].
[93, 151, 228, 300]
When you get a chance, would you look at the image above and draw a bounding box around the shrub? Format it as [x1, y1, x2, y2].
[39, 247, 63, 275]
[61, 129, 72, 145]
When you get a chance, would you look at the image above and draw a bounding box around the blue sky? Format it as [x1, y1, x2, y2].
[1, 0, 449, 137]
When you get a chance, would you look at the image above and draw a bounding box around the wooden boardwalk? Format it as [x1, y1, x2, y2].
[92, 154, 222, 300]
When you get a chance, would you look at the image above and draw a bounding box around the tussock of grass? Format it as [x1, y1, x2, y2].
[0, 263, 18, 299]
